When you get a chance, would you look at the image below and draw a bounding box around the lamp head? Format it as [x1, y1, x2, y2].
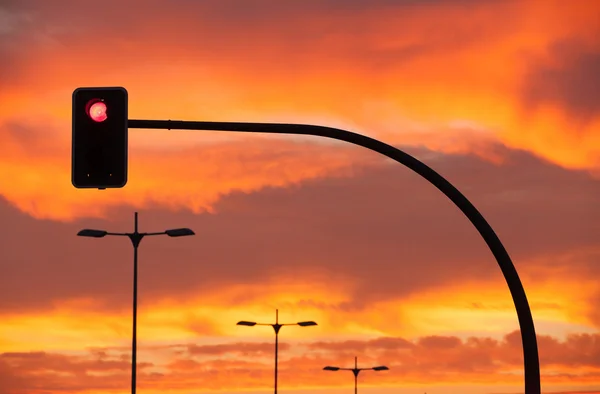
[297, 321, 317, 327]
[236, 321, 257, 326]
[77, 229, 108, 238]
[165, 228, 195, 237]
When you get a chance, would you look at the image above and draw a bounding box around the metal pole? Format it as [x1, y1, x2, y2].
[274, 330, 279, 394]
[354, 356, 358, 394]
[131, 212, 139, 394]
[274, 309, 279, 394]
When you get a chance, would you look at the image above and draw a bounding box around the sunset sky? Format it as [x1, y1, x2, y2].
[1, 0, 599, 393]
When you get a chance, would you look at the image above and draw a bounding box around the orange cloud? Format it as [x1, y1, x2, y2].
[2, 330, 599, 394]
[1, 146, 598, 332]
[1, 0, 599, 221]
[0, 119, 366, 220]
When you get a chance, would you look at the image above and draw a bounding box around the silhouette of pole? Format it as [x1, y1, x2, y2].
[130, 119, 541, 394]
[237, 309, 317, 394]
[130, 213, 141, 394]
[77, 212, 195, 394]
[324, 355, 389, 394]
[274, 309, 280, 394]
[354, 356, 358, 394]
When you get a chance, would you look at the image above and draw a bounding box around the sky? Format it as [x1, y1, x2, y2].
[0, 0, 599, 393]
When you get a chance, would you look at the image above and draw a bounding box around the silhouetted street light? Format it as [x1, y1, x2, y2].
[237, 309, 317, 394]
[324, 356, 389, 394]
[77, 212, 194, 394]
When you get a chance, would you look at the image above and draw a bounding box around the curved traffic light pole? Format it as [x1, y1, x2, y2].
[128, 119, 541, 394]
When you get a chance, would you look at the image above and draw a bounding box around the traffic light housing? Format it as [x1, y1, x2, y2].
[72, 87, 128, 189]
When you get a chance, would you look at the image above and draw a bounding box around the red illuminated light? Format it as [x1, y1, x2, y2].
[86, 99, 108, 122]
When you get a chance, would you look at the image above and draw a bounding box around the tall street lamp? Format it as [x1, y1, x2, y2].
[77, 211, 194, 394]
[237, 309, 317, 394]
[324, 356, 389, 394]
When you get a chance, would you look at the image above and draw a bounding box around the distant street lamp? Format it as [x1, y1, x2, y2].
[324, 356, 389, 394]
[77, 212, 194, 394]
[237, 309, 317, 394]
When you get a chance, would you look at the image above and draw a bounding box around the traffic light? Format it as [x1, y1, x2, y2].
[72, 87, 128, 189]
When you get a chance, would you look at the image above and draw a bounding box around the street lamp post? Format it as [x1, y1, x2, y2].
[77, 211, 194, 394]
[237, 309, 317, 394]
[324, 356, 389, 394]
